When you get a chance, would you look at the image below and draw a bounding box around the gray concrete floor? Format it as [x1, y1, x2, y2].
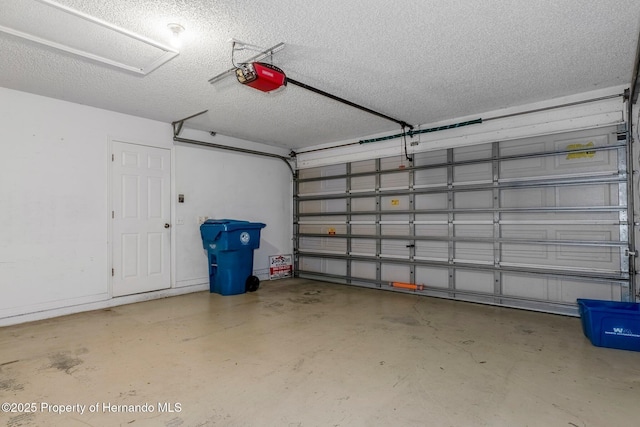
[0, 278, 637, 427]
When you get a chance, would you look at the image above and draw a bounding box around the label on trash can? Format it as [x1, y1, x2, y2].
[269, 254, 293, 279]
[240, 232, 251, 245]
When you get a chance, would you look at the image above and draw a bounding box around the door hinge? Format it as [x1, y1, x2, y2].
[112, 268, 114, 277]
[112, 153, 114, 161]
[112, 211, 114, 219]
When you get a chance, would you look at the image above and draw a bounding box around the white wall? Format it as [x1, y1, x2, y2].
[0, 88, 293, 325]
[174, 129, 293, 288]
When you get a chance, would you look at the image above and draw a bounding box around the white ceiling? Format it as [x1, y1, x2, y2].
[1, 0, 639, 151]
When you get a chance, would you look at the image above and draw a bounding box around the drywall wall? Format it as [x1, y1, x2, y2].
[173, 129, 293, 288]
[0, 87, 293, 325]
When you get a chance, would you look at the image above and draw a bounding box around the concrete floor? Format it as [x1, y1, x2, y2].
[0, 278, 637, 427]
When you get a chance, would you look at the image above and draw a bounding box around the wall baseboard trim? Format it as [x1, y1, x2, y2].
[175, 277, 208, 288]
[0, 283, 209, 327]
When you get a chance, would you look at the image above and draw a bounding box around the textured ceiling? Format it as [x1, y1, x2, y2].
[1, 0, 639, 150]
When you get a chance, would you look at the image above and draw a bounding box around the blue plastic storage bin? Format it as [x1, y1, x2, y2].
[200, 219, 266, 296]
[577, 298, 640, 352]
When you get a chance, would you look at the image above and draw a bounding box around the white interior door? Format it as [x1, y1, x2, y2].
[112, 141, 171, 297]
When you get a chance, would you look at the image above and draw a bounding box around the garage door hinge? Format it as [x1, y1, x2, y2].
[112, 268, 114, 277]
[112, 153, 114, 161]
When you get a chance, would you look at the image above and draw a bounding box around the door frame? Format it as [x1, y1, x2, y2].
[107, 136, 176, 297]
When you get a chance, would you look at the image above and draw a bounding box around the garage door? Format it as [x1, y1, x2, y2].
[294, 125, 634, 315]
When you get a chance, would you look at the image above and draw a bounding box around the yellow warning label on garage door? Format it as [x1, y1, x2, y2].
[566, 141, 595, 159]
[391, 199, 400, 206]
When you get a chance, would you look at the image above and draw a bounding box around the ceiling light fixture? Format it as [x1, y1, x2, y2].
[167, 23, 185, 48]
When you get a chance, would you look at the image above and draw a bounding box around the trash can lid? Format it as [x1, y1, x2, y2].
[203, 219, 248, 225]
[202, 219, 266, 232]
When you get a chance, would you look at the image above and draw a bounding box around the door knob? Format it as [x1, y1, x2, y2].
[164, 223, 170, 228]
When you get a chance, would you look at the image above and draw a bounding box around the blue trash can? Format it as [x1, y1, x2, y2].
[200, 219, 266, 295]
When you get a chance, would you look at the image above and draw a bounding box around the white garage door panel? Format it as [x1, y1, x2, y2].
[502, 224, 619, 241]
[300, 215, 347, 224]
[299, 257, 347, 277]
[454, 143, 493, 161]
[299, 237, 322, 251]
[381, 240, 410, 257]
[415, 193, 448, 209]
[299, 200, 321, 214]
[503, 276, 620, 306]
[501, 274, 622, 310]
[324, 237, 347, 252]
[501, 211, 620, 223]
[502, 274, 549, 300]
[351, 175, 376, 191]
[299, 224, 347, 235]
[556, 184, 617, 207]
[502, 244, 619, 272]
[381, 264, 410, 283]
[501, 147, 546, 178]
[299, 256, 322, 272]
[501, 187, 548, 208]
[499, 128, 615, 155]
[324, 259, 347, 276]
[456, 270, 494, 293]
[455, 224, 493, 238]
[454, 162, 492, 184]
[415, 213, 449, 225]
[380, 214, 410, 223]
[352, 159, 376, 172]
[298, 181, 323, 194]
[413, 149, 448, 165]
[352, 224, 376, 235]
[352, 261, 377, 279]
[294, 124, 633, 315]
[415, 167, 447, 187]
[352, 197, 376, 211]
[501, 185, 619, 209]
[555, 244, 616, 268]
[559, 279, 622, 302]
[455, 191, 494, 209]
[381, 196, 409, 210]
[325, 199, 347, 212]
[455, 242, 494, 263]
[416, 267, 449, 288]
[381, 171, 409, 189]
[455, 212, 494, 222]
[381, 224, 410, 235]
[299, 237, 348, 253]
[415, 223, 448, 237]
[415, 241, 448, 261]
[351, 238, 376, 255]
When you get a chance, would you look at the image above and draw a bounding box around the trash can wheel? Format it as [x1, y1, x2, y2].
[246, 275, 260, 292]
